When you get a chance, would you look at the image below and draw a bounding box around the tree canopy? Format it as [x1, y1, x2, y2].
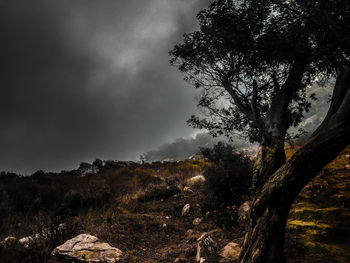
[170, 0, 350, 145]
[171, 1, 350, 262]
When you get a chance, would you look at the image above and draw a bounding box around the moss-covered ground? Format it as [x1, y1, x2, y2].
[285, 146, 350, 263]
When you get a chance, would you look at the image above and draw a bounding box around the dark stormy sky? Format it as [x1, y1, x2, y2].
[0, 0, 211, 174]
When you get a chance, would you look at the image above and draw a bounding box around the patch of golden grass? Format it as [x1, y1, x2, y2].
[287, 219, 331, 229]
[284, 144, 350, 168]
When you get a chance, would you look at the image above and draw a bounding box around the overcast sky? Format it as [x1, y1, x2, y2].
[0, 0, 211, 174]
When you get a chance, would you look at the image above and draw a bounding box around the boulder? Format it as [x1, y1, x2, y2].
[182, 204, 191, 216]
[51, 234, 122, 263]
[219, 242, 241, 261]
[196, 232, 217, 262]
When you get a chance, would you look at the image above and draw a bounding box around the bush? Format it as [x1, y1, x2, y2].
[200, 142, 253, 211]
[137, 182, 180, 202]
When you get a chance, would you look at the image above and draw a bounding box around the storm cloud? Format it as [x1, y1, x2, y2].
[0, 0, 211, 173]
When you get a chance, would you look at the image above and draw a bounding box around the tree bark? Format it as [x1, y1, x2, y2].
[251, 57, 310, 192]
[252, 143, 286, 192]
[239, 65, 350, 263]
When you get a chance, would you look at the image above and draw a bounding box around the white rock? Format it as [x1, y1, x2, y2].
[52, 234, 122, 263]
[19, 235, 38, 248]
[181, 204, 191, 216]
[186, 175, 206, 187]
[219, 242, 241, 261]
[0, 236, 17, 248]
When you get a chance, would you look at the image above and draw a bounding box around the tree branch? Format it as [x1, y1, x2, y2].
[254, 64, 350, 216]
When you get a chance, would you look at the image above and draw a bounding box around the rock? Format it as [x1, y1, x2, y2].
[219, 242, 241, 261]
[51, 234, 122, 263]
[238, 201, 251, 222]
[192, 217, 203, 226]
[196, 232, 217, 262]
[183, 186, 194, 193]
[0, 236, 17, 249]
[19, 234, 40, 248]
[182, 204, 191, 216]
[58, 223, 67, 231]
[186, 175, 206, 188]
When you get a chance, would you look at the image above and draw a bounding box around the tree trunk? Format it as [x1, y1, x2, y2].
[250, 58, 310, 192]
[239, 65, 350, 263]
[252, 143, 286, 192]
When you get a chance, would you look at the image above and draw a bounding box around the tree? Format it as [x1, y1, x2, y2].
[170, 0, 350, 262]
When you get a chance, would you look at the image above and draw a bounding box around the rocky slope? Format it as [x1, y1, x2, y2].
[1, 148, 349, 262]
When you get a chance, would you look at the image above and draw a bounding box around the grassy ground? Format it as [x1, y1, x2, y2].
[1, 146, 350, 262]
[285, 146, 350, 263]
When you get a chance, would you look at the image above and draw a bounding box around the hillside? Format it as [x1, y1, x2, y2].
[0, 146, 349, 262]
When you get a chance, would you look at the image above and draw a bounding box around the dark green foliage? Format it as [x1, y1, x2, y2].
[200, 142, 253, 210]
[170, 0, 350, 145]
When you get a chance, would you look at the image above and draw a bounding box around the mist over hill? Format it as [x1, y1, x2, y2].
[142, 82, 332, 162]
[141, 132, 251, 162]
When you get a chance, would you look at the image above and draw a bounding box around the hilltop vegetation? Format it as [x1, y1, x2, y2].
[0, 144, 349, 262]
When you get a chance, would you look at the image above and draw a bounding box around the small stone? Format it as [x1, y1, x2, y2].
[183, 186, 194, 193]
[58, 223, 66, 231]
[219, 242, 241, 261]
[0, 236, 17, 249]
[182, 204, 191, 216]
[238, 201, 251, 222]
[186, 175, 206, 188]
[19, 235, 38, 248]
[192, 217, 203, 226]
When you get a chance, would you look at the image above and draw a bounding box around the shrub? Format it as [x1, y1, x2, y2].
[200, 142, 253, 211]
[137, 182, 180, 202]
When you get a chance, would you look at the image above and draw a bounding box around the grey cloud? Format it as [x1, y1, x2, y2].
[0, 0, 211, 173]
